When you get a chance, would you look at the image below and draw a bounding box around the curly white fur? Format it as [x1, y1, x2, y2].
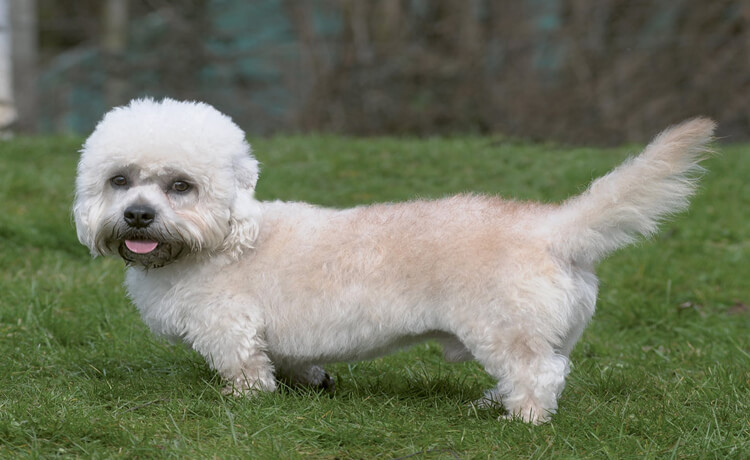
[74, 98, 715, 424]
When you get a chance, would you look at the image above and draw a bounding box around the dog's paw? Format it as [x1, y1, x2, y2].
[471, 391, 551, 424]
[222, 383, 257, 397]
[472, 389, 503, 409]
[316, 370, 336, 394]
[283, 365, 336, 394]
[222, 373, 276, 397]
[304, 366, 336, 393]
[501, 407, 552, 425]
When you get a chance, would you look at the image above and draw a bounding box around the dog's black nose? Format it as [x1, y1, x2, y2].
[124, 205, 156, 228]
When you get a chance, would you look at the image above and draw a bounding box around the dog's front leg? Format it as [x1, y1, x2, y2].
[186, 311, 277, 397]
[220, 353, 277, 398]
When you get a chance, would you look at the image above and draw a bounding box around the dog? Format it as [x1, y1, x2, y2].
[73, 98, 715, 424]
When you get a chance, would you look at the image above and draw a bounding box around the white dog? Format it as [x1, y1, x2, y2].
[74, 98, 715, 424]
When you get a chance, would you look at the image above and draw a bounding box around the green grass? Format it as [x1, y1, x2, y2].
[1, 134, 749, 458]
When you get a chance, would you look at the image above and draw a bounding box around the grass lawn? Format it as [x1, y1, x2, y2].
[1, 134, 748, 458]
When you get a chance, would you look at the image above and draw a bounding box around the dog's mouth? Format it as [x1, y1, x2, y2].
[118, 239, 185, 269]
[125, 239, 159, 254]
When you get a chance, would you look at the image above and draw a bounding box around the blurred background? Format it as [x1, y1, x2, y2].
[0, 0, 746, 144]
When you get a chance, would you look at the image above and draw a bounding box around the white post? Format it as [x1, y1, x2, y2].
[0, 0, 16, 131]
[9, 0, 36, 133]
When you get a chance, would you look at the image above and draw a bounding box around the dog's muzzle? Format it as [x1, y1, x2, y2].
[115, 204, 185, 269]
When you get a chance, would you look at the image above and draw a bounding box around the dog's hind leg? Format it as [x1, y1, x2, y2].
[472, 332, 570, 424]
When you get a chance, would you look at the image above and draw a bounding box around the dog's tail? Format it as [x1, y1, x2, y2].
[550, 118, 716, 266]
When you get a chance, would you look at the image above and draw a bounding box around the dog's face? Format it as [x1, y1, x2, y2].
[74, 98, 261, 267]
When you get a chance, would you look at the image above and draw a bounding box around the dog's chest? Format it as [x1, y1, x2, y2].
[124, 266, 200, 341]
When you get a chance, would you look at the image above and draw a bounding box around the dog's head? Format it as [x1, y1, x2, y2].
[74, 98, 261, 268]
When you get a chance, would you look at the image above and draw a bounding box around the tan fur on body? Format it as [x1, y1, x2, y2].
[74, 98, 715, 424]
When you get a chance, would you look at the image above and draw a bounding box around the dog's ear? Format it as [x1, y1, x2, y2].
[233, 152, 259, 190]
[73, 188, 106, 257]
[222, 154, 262, 258]
[73, 200, 95, 254]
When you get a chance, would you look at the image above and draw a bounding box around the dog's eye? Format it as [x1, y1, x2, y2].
[110, 175, 128, 187]
[172, 181, 191, 193]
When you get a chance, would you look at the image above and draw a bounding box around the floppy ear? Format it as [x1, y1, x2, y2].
[221, 154, 262, 259]
[73, 174, 108, 257]
[233, 151, 259, 190]
[73, 198, 95, 254]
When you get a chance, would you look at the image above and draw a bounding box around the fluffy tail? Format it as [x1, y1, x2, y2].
[552, 118, 716, 265]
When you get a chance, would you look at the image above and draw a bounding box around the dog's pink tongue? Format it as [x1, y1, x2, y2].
[125, 240, 158, 254]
